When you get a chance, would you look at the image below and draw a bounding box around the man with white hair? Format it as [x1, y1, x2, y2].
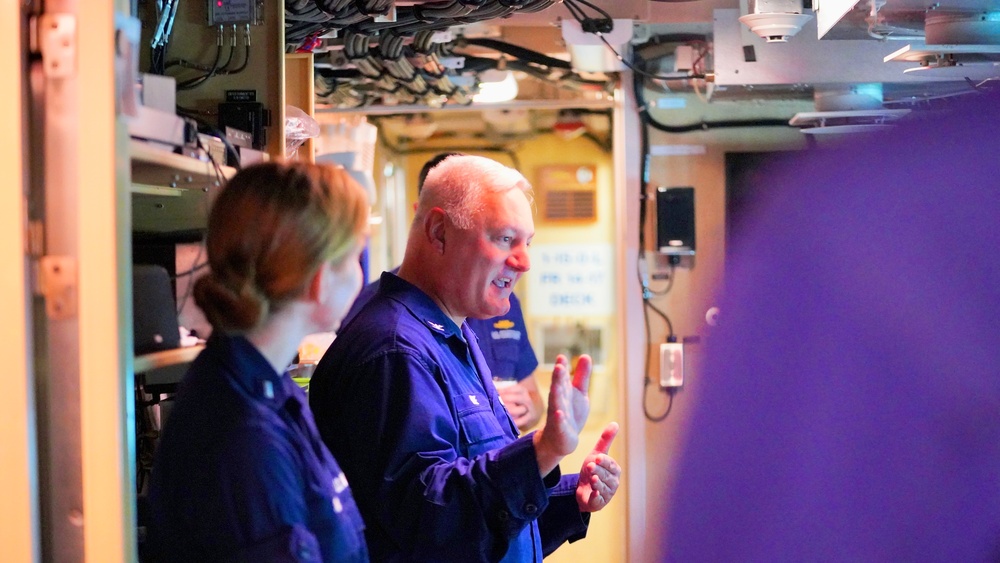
[310, 155, 621, 562]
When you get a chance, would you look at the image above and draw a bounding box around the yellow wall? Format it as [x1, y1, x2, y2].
[0, 0, 37, 559]
[520, 134, 624, 563]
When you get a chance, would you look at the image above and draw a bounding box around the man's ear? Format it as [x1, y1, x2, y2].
[424, 207, 448, 254]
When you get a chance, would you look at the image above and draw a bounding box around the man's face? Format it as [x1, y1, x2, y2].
[443, 188, 534, 320]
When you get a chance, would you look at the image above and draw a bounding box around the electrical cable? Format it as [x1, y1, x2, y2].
[216, 25, 252, 76]
[566, 0, 611, 21]
[639, 245, 678, 421]
[599, 34, 706, 82]
[175, 107, 241, 171]
[170, 131, 229, 316]
[173, 25, 251, 90]
[634, 88, 679, 422]
[559, 0, 705, 82]
[461, 37, 573, 69]
[175, 30, 224, 90]
[305, 0, 608, 107]
[644, 380, 676, 421]
[631, 41, 794, 133]
[166, 26, 233, 72]
[374, 125, 522, 170]
[646, 263, 675, 296]
[517, 0, 556, 13]
[171, 260, 210, 279]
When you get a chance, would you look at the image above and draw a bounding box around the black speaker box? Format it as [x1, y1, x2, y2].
[656, 187, 696, 256]
[133, 264, 181, 355]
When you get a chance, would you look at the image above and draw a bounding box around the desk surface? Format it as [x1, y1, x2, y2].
[134, 345, 204, 374]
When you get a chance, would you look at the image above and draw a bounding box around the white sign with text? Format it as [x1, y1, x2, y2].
[525, 243, 613, 316]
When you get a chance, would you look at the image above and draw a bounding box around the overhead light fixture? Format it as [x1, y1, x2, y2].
[739, 0, 813, 43]
[473, 70, 519, 104]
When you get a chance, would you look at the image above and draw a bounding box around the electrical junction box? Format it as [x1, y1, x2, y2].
[674, 45, 695, 73]
[207, 0, 257, 26]
[656, 186, 696, 256]
[660, 342, 684, 388]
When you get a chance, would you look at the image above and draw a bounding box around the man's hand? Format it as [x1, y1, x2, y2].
[576, 422, 621, 512]
[497, 376, 544, 431]
[532, 354, 592, 476]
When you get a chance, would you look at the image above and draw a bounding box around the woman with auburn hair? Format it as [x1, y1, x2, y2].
[147, 161, 370, 562]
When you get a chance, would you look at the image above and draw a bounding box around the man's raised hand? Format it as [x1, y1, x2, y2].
[532, 354, 593, 476]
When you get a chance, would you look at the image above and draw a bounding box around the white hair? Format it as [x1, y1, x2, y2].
[415, 155, 532, 230]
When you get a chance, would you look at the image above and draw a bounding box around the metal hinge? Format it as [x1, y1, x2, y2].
[29, 13, 77, 78]
[37, 256, 77, 320]
[26, 220, 44, 258]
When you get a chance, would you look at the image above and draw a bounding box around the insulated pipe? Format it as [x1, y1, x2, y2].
[462, 37, 573, 69]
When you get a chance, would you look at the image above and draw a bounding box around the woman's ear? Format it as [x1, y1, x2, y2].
[305, 263, 326, 304]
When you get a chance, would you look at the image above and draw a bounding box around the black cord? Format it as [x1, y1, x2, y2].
[561, 0, 700, 81]
[646, 263, 675, 296]
[631, 41, 794, 133]
[173, 26, 250, 90]
[567, 0, 612, 21]
[644, 383, 676, 422]
[176, 40, 223, 90]
[598, 34, 704, 81]
[171, 260, 210, 279]
[645, 300, 675, 337]
[166, 26, 235, 72]
[176, 108, 242, 171]
[170, 133, 228, 315]
[635, 80, 678, 422]
[641, 297, 677, 422]
[374, 125, 522, 170]
[460, 37, 573, 70]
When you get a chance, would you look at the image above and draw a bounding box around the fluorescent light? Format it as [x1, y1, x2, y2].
[473, 71, 518, 104]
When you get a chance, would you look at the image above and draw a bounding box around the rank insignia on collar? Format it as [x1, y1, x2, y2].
[427, 321, 444, 331]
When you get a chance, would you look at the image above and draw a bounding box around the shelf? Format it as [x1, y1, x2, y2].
[134, 345, 204, 391]
[131, 186, 210, 235]
[130, 139, 235, 187]
[134, 345, 204, 373]
[130, 140, 234, 235]
[885, 43, 1000, 64]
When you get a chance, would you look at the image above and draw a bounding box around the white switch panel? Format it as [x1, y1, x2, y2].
[659, 342, 684, 388]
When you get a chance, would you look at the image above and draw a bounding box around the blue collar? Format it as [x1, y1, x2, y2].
[377, 271, 466, 342]
[207, 332, 295, 408]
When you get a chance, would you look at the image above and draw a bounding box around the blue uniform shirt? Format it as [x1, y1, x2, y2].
[147, 332, 369, 562]
[343, 269, 538, 382]
[310, 273, 588, 562]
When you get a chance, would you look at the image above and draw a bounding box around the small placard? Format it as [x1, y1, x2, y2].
[225, 89, 257, 103]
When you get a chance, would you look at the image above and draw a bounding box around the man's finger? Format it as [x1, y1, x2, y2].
[571, 354, 593, 393]
[553, 354, 568, 372]
[552, 362, 569, 397]
[550, 356, 569, 392]
[592, 422, 619, 455]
